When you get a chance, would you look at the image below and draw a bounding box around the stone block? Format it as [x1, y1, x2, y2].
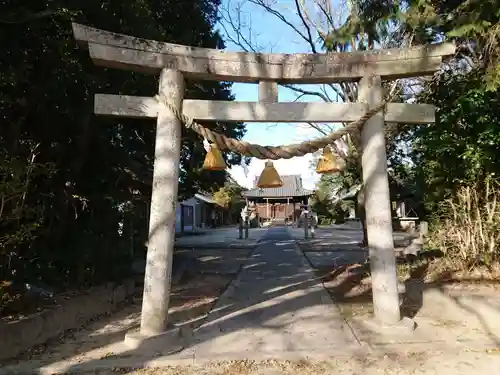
[361, 316, 417, 336]
[124, 326, 183, 355]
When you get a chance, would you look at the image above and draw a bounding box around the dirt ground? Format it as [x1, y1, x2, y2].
[3, 274, 231, 367]
[312, 257, 500, 319]
[1, 281, 83, 322]
[4, 247, 255, 366]
[0, 247, 249, 322]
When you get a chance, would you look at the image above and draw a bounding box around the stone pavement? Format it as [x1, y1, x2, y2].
[175, 226, 268, 248]
[288, 220, 414, 244]
[290, 223, 500, 355]
[179, 227, 361, 358]
[289, 221, 416, 268]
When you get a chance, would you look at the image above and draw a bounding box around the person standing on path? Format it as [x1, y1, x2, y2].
[211, 210, 216, 228]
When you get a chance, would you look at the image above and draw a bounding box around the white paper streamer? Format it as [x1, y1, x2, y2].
[241, 158, 249, 177]
[335, 137, 349, 156]
[203, 138, 211, 152]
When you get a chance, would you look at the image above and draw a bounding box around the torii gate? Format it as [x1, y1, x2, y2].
[72, 23, 454, 347]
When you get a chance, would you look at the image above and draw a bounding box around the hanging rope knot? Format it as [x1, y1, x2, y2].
[154, 94, 195, 129]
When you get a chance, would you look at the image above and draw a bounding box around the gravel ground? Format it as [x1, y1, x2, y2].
[77, 350, 500, 375]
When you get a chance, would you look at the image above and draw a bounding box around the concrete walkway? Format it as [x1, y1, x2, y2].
[180, 227, 361, 358]
[288, 221, 415, 245]
[175, 226, 268, 248]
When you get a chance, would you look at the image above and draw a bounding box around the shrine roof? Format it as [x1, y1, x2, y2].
[243, 175, 313, 198]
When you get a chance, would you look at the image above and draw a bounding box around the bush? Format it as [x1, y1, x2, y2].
[428, 177, 500, 268]
[318, 216, 332, 226]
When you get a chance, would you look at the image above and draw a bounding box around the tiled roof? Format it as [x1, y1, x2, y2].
[194, 193, 218, 205]
[243, 175, 314, 198]
[179, 193, 224, 207]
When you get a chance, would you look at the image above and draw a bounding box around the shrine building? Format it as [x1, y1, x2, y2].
[243, 175, 313, 224]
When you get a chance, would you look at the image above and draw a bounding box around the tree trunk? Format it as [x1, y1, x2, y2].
[356, 186, 368, 246]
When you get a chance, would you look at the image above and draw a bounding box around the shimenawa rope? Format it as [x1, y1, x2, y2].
[154, 94, 392, 160]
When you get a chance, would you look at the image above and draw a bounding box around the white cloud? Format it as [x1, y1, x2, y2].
[228, 116, 331, 192]
[229, 154, 319, 190]
[229, 120, 330, 190]
[294, 123, 318, 139]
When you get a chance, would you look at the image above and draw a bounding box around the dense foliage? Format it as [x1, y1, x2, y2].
[316, 0, 500, 225]
[335, 0, 500, 88]
[413, 68, 500, 216]
[0, 0, 245, 289]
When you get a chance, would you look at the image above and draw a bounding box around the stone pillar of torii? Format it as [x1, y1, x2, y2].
[71, 23, 454, 348]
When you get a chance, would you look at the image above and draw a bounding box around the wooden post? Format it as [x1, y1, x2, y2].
[199, 203, 204, 228]
[265, 198, 269, 223]
[359, 75, 401, 325]
[239, 217, 244, 239]
[420, 220, 428, 242]
[420, 221, 428, 236]
[286, 197, 289, 224]
[140, 69, 184, 336]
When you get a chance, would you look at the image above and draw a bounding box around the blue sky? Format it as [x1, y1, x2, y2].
[216, 0, 341, 190]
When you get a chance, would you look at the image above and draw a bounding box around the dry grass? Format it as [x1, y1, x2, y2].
[120, 351, 500, 375]
[428, 178, 500, 270]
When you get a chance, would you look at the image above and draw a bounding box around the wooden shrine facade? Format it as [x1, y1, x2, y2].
[243, 175, 313, 223]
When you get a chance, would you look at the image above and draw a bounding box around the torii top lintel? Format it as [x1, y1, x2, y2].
[72, 23, 455, 84]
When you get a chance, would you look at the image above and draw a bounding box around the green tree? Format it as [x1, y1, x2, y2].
[0, 0, 246, 288]
[412, 68, 500, 215]
[311, 173, 354, 224]
[354, 0, 500, 88]
[212, 177, 247, 222]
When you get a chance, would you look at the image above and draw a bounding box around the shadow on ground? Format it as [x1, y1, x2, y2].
[2, 227, 500, 374]
[300, 244, 500, 352]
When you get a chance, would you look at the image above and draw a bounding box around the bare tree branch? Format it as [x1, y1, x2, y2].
[323, 83, 345, 101]
[219, 0, 420, 163]
[247, 0, 319, 52]
[293, 0, 319, 53]
[282, 84, 332, 102]
[218, 1, 260, 52]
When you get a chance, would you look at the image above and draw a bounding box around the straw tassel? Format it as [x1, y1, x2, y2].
[202, 143, 227, 171]
[257, 161, 283, 188]
[315, 146, 345, 174]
